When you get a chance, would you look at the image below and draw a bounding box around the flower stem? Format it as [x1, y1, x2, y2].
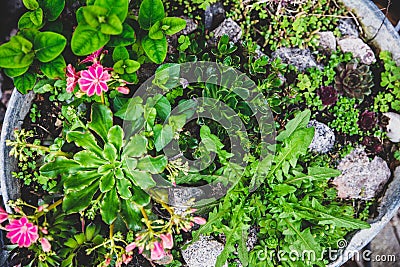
[101, 92, 105, 104]
[23, 143, 71, 157]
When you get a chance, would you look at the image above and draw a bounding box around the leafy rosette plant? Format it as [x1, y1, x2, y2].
[40, 103, 167, 228]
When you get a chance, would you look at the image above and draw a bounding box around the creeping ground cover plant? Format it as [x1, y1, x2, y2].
[0, 0, 400, 266]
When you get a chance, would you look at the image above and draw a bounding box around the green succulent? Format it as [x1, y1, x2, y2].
[334, 60, 373, 101]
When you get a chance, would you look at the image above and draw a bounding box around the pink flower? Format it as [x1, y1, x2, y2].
[0, 207, 8, 223]
[160, 233, 173, 249]
[193, 217, 207, 225]
[122, 254, 133, 264]
[41, 228, 48, 235]
[78, 64, 111, 96]
[66, 64, 79, 93]
[126, 242, 136, 252]
[104, 258, 111, 266]
[80, 48, 104, 64]
[117, 86, 130, 94]
[40, 237, 51, 252]
[150, 241, 165, 260]
[6, 217, 39, 247]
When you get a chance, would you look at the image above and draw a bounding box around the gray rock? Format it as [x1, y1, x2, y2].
[317, 31, 337, 53]
[211, 18, 242, 43]
[272, 47, 318, 72]
[383, 112, 400, 143]
[338, 37, 376, 65]
[246, 226, 258, 251]
[179, 17, 198, 36]
[182, 236, 227, 267]
[337, 18, 359, 37]
[168, 187, 205, 208]
[332, 148, 391, 200]
[308, 120, 335, 154]
[205, 2, 225, 30]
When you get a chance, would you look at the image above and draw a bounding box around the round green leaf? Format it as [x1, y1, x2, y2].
[34, 31, 67, 62]
[148, 21, 163, 40]
[71, 25, 110, 56]
[138, 0, 165, 30]
[142, 35, 167, 64]
[40, 54, 66, 79]
[4, 66, 29, 78]
[82, 5, 109, 28]
[124, 59, 140, 73]
[14, 71, 36, 94]
[95, 0, 129, 22]
[18, 11, 43, 29]
[108, 23, 136, 47]
[38, 0, 65, 21]
[162, 17, 187, 35]
[100, 14, 123, 35]
[23, 0, 39, 10]
[30, 8, 43, 26]
[112, 46, 129, 61]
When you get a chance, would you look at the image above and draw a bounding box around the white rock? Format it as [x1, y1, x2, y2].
[308, 120, 335, 154]
[338, 37, 376, 65]
[384, 112, 400, 143]
[182, 236, 227, 267]
[317, 31, 337, 52]
[211, 18, 242, 43]
[332, 148, 391, 200]
[337, 18, 360, 37]
[272, 47, 319, 72]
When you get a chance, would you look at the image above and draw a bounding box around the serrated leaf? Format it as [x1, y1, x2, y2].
[120, 199, 142, 230]
[101, 187, 119, 224]
[123, 134, 148, 158]
[117, 178, 132, 199]
[108, 125, 124, 153]
[276, 110, 311, 142]
[40, 157, 82, 177]
[127, 169, 155, 190]
[88, 103, 113, 142]
[64, 170, 101, 191]
[153, 124, 173, 152]
[137, 155, 167, 174]
[67, 131, 103, 157]
[63, 182, 98, 213]
[100, 171, 115, 192]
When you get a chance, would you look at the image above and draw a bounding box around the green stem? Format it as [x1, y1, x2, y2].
[24, 143, 71, 157]
[101, 92, 105, 105]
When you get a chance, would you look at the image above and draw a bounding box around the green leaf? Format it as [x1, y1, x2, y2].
[40, 54, 66, 79]
[273, 184, 296, 196]
[71, 25, 110, 56]
[0, 36, 34, 68]
[131, 184, 151, 206]
[4, 67, 29, 78]
[112, 46, 129, 61]
[64, 170, 101, 191]
[63, 182, 98, 213]
[101, 187, 119, 224]
[285, 167, 341, 185]
[101, 14, 123, 35]
[23, 0, 39, 10]
[115, 96, 144, 120]
[142, 35, 167, 64]
[276, 110, 311, 142]
[103, 143, 117, 162]
[148, 21, 163, 39]
[100, 171, 115, 192]
[161, 17, 186, 35]
[113, 59, 140, 74]
[74, 150, 107, 167]
[108, 125, 124, 153]
[153, 124, 173, 152]
[82, 5, 109, 28]
[30, 8, 43, 26]
[108, 23, 136, 47]
[40, 157, 82, 177]
[120, 199, 142, 230]
[123, 134, 148, 158]
[14, 71, 36, 94]
[154, 95, 171, 120]
[88, 103, 113, 142]
[137, 155, 167, 174]
[117, 178, 132, 199]
[127, 170, 155, 190]
[138, 0, 165, 30]
[94, 0, 129, 22]
[66, 131, 103, 157]
[34, 31, 67, 63]
[18, 12, 42, 29]
[38, 0, 65, 21]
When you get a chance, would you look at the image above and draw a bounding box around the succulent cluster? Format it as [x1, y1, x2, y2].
[335, 61, 374, 101]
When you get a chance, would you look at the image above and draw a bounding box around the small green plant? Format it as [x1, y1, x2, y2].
[329, 96, 361, 136]
[29, 103, 41, 123]
[376, 51, 400, 112]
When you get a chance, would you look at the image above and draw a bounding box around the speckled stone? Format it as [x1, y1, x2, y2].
[182, 236, 227, 267]
[179, 17, 198, 36]
[307, 120, 335, 154]
[337, 18, 359, 37]
[332, 148, 391, 200]
[211, 18, 242, 43]
[317, 31, 337, 53]
[272, 48, 319, 72]
[246, 226, 258, 251]
[338, 37, 376, 65]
